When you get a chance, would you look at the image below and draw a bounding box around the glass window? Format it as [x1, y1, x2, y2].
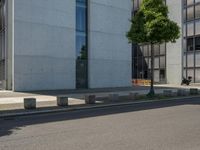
[143, 45, 148, 56]
[154, 44, 160, 56]
[148, 58, 151, 69]
[138, 46, 143, 56]
[160, 56, 166, 68]
[160, 43, 166, 55]
[154, 57, 159, 69]
[76, 0, 88, 89]
[160, 69, 166, 82]
[187, 69, 194, 82]
[195, 4, 200, 18]
[187, 53, 194, 67]
[187, 0, 194, 5]
[195, 0, 200, 3]
[195, 36, 200, 50]
[187, 22, 194, 36]
[134, 0, 138, 10]
[183, 69, 187, 78]
[76, 33, 87, 59]
[154, 70, 160, 83]
[195, 20, 200, 35]
[187, 38, 194, 51]
[195, 69, 200, 82]
[76, 4, 86, 32]
[139, 0, 143, 6]
[195, 52, 200, 66]
[187, 6, 194, 21]
[183, 9, 186, 22]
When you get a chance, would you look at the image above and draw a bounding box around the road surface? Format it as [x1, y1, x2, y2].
[0, 97, 200, 150]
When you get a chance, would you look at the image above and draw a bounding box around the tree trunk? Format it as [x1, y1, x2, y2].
[148, 43, 155, 96]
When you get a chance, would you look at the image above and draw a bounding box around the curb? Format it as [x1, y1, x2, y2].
[1, 95, 200, 119]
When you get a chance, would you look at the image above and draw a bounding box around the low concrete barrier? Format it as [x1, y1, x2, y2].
[129, 93, 139, 100]
[163, 90, 173, 97]
[190, 88, 199, 95]
[85, 95, 96, 104]
[109, 94, 119, 102]
[57, 96, 68, 106]
[24, 98, 36, 109]
[177, 89, 188, 96]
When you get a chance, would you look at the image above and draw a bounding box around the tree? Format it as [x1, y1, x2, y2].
[127, 0, 180, 97]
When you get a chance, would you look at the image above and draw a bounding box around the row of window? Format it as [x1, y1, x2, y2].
[132, 0, 167, 83]
[184, 20, 200, 37]
[183, 0, 200, 82]
[184, 4, 200, 21]
[183, 0, 200, 6]
[185, 36, 200, 51]
[133, 44, 166, 83]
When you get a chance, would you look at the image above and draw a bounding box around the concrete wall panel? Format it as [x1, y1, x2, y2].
[88, 0, 132, 88]
[166, 0, 183, 85]
[14, 0, 76, 91]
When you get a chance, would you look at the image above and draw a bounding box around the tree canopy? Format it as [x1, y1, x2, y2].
[127, 0, 180, 44]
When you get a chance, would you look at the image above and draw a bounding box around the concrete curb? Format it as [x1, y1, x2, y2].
[1, 95, 200, 119]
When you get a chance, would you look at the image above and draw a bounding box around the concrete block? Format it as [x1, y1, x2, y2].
[129, 92, 139, 100]
[177, 89, 187, 96]
[109, 94, 119, 102]
[85, 95, 96, 104]
[57, 96, 68, 106]
[163, 90, 173, 97]
[24, 98, 36, 109]
[190, 88, 199, 95]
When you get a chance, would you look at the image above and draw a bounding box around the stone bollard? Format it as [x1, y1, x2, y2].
[109, 94, 119, 102]
[190, 88, 199, 95]
[85, 95, 96, 104]
[24, 98, 36, 109]
[177, 89, 187, 96]
[129, 92, 139, 100]
[163, 90, 173, 97]
[57, 96, 68, 106]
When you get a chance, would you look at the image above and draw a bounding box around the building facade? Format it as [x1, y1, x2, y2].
[1, 0, 199, 91]
[132, 0, 183, 85]
[183, 0, 200, 83]
[0, 0, 132, 91]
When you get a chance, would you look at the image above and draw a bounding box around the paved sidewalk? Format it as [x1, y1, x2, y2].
[0, 85, 198, 117]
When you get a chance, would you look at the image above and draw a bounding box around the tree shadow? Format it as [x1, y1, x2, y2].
[0, 97, 199, 138]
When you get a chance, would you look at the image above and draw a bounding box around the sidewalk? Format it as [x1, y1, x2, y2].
[0, 85, 199, 118]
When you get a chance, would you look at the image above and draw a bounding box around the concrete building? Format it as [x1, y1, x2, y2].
[0, 0, 198, 91]
[0, 0, 132, 91]
[132, 0, 200, 85]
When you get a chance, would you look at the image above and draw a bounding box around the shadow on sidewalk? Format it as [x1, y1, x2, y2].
[0, 97, 199, 138]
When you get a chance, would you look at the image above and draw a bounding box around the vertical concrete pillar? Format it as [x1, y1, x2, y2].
[166, 0, 183, 85]
[6, 0, 14, 90]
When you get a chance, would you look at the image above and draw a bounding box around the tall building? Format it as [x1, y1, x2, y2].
[0, 0, 199, 91]
[132, 0, 183, 85]
[0, 0, 132, 91]
[183, 0, 200, 83]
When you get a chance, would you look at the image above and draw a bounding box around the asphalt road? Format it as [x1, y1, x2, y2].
[0, 97, 200, 150]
